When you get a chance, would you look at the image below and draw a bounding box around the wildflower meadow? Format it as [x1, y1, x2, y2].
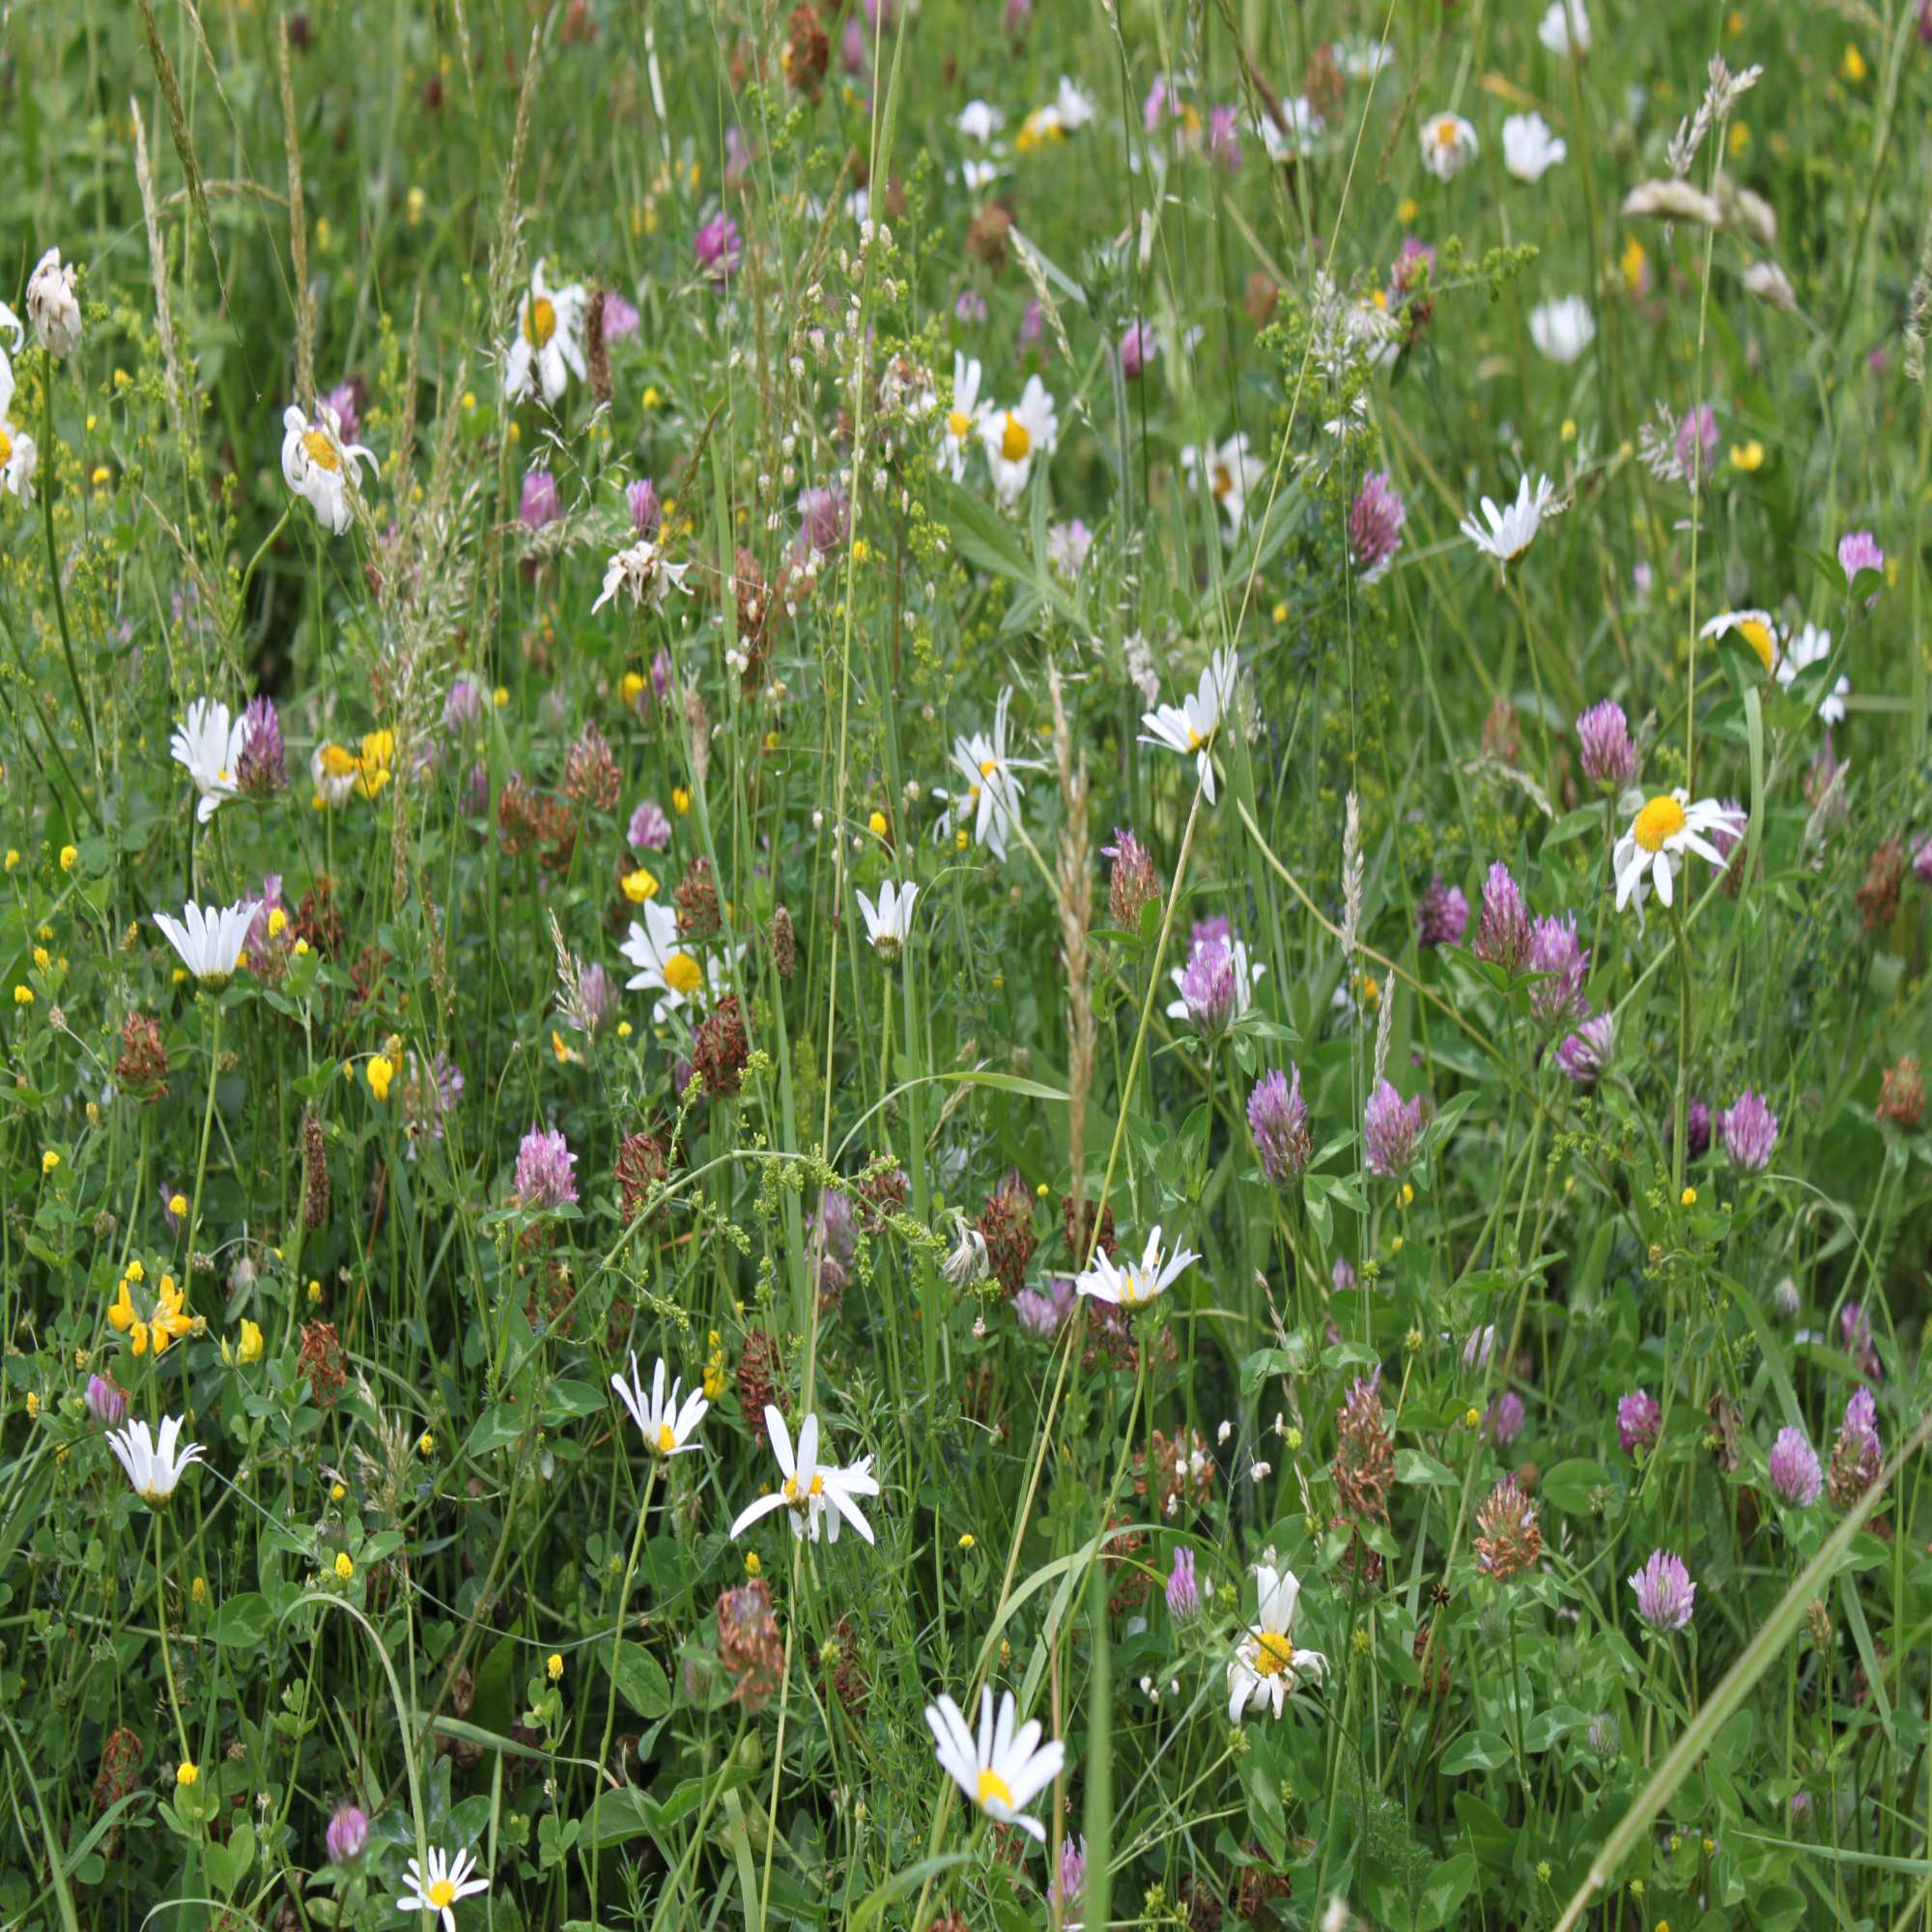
[4, 1, 1932, 1928]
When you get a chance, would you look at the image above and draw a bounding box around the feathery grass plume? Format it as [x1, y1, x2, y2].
[128, 101, 183, 437]
[1371, 974, 1394, 1090]
[134, 0, 217, 286]
[1340, 790, 1363, 957]
[1049, 665, 1096, 1236]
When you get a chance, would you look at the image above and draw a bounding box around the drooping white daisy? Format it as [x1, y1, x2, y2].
[1459, 472, 1558, 570]
[1537, 0, 1591, 58]
[1226, 1562, 1327, 1723]
[1333, 37, 1394, 81]
[1501, 111, 1568, 183]
[611, 1353, 709, 1458]
[1053, 76, 1096, 131]
[1700, 607, 1780, 676]
[728, 1406, 879, 1546]
[856, 880, 919, 962]
[1611, 790, 1742, 913]
[25, 247, 82, 358]
[1139, 647, 1237, 804]
[924, 1685, 1065, 1843]
[503, 259, 588, 405]
[1528, 296, 1596, 365]
[1180, 434, 1265, 540]
[396, 1845, 490, 1932]
[957, 100, 1004, 142]
[170, 699, 247, 825]
[593, 539, 692, 615]
[1073, 1224, 1199, 1309]
[280, 404, 376, 535]
[0, 339, 37, 504]
[943, 686, 1040, 861]
[154, 898, 261, 984]
[980, 376, 1059, 506]
[1776, 621, 1849, 724]
[104, 1415, 206, 1506]
[962, 158, 1004, 193]
[1419, 113, 1478, 182]
[940, 355, 986, 483]
[620, 899, 711, 1019]
[1254, 97, 1324, 163]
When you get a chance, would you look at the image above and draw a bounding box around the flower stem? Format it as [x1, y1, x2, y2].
[39, 374, 99, 782]
[587, 1457, 659, 1921]
[183, 1000, 223, 1310]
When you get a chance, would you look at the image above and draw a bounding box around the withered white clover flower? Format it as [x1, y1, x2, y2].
[593, 538, 691, 615]
[503, 258, 588, 405]
[281, 403, 376, 535]
[154, 898, 260, 985]
[25, 247, 81, 358]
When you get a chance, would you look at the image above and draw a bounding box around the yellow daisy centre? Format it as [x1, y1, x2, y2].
[1211, 464, 1234, 499]
[656, 1423, 677, 1454]
[663, 952, 703, 996]
[1738, 617, 1775, 673]
[427, 1878, 457, 1909]
[947, 409, 972, 439]
[1185, 725, 1205, 751]
[142, 1484, 168, 1505]
[979, 756, 999, 779]
[1633, 795, 1688, 854]
[301, 429, 341, 472]
[0, 429, 12, 465]
[977, 1767, 1015, 1809]
[999, 413, 1031, 463]
[1253, 1631, 1295, 1677]
[1435, 119, 1460, 149]
[524, 295, 557, 349]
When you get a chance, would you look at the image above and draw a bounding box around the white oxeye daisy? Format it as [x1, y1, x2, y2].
[1053, 76, 1096, 130]
[1140, 647, 1237, 804]
[104, 1415, 206, 1507]
[396, 1845, 490, 1931]
[1700, 607, 1780, 676]
[170, 698, 247, 825]
[1419, 112, 1478, 181]
[1537, 0, 1590, 58]
[940, 355, 986, 483]
[1460, 472, 1558, 569]
[962, 157, 1003, 193]
[1611, 790, 1741, 913]
[1180, 434, 1265, 540]
[1501, 111, 1567, 183]
[956, 99, 1004, 142]
[0, 339, 38, 504]
[856, 880, 919, 962]
[1255, 96, 1324, 162]
[924, 1685, 1065, 1843]
[1775, 621, 1848, 724]
[1528, 296, 1596, 365]
[620, 899, 712, 1019]
[611, 1352, 708, 1458]
[154, 898, 261, 985]
[728, 1406, 879, 1546]
[503, 259, 588, 405]
[592, 538, 692, 615]
[941, 685, 1040, 860]
[280, 404, 376, 535]
[1074, 1224, 1199, 1309]
[1226, 1562, 1327, 1723]
[25, 247, 82, 358]
[980, 376, 1059, 506]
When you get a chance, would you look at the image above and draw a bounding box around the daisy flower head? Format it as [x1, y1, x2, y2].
[593, 538, 692, 615]
[1529, 295, 1596, 364]
[155, 898, 261, 985]
[170, 698, 248, 825]
[396, 1845, 490, 1931]
[503, 259, 588, 404]
[856, 879, 918, 963]
[1073, 1224, 1199, 1309]
[1140, 646, 1237, 804]
[1700, 608, 1780, 676]
[956, 99, 1004, 142]
[1180, 433, 1265, 540]
[1227, 1561, 1327, 1723]
[1502, 111, 1567, 182]
[728, 1406, 879, 1546]
[939, 355, 985, 482]
[980, 376, 1059, 505]
[1419, 113, 1478, 182]
[943, 686, 1038, 860]
[105, 1414, 206, 1506]
[620, 898, 723, 1020]
[1612, 790, 1741, 913]
[0, 346, 37, 503]
[1775, 621, 1848, 724]
[1538, 0, 1590, 58]
[1460, 472, 1558, 570]
[924, 1685, 1065, 1842]
[611, 1352, 709, 1457]
[25, 247, 82, 358]
[280, 403, 376, 535]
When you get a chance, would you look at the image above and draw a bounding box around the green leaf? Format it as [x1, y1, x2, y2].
[606, 1640, 671, 1720]
[209, 1593, 273, 1647]
[1438, 1730, 1513, 1775]
[1540, 1459, 1606, 1516]
[1395, 1448, 1457, 1488]
[1415, 1852, 1478, 1931]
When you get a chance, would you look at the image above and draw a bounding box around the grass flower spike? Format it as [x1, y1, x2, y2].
[924, 1684, 1065, 1841]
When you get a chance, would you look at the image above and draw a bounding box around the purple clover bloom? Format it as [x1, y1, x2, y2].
[1120, 320, 1155, 380]
[86, 1374, 128, 1426]
[953, 287, 988, 326]
[1473, 862, 1530, 972]
[1526, 914, 1589, 1025]
[1555, 1012, 1613, 1086]
[797, 485, 850, 555]
[1363, 1079, 1425, 1179]
[1331, 1258, 1356, 1293]
[629, 800, 672, 853]
[810, 1188, 858, 1297]
[520, 467, 561, 529]
[1248, 1067, 1312, 1183]
[1179, 936, 1237, 1038]
[443, 678, 485, 734]
[602, 291, 641, 341]
[236, 696, 288, 797]
[1416, 875, 1468, 949]
[1054, 1836, 1088, 1918]
[628, 478, 663, 537]
[575, 963, 617, 1036]
[322, 381, 361, 443]
[1628, 1548, 1696, 1633]
[514, 1127, 579, 1208]
[1837, 529, 1884, 584]
[1674, 404, 1719, 490]
[326, 1802, 369, 1864]
[1575, 699, 1635, 786]
[1016, 299, 1048, 364]
[1013, 1275, 1074, 1337]
[1165, 1546, 1200, 1620]
[1349, 471, 1407, 582]
[1616, 1388, 1662, 1456]
[1719, 1090, 1778, 1171]
[695, 212, 743, 281]
[1486, 1390, 1526, 1447]
[1768, 1425, 1822, 1506]
[1841, 1300, 1881, 1379]
[1206, 103, 1242, 172]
